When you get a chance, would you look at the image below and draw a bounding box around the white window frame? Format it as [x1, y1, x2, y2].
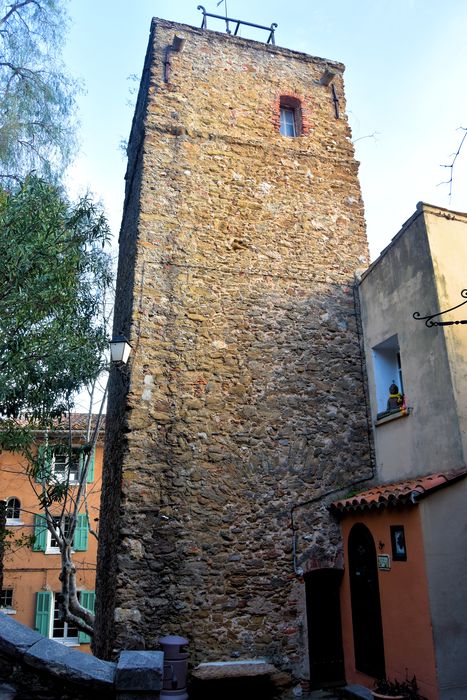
[46, 515, 72, 555]
[50, 593, 80, 646]
[372, 334, 405, 416]
[5, 496, 23, 526]
[0, 588, 15, 614]
[280, 107, 297, 137]
[52, 449, 80, 484]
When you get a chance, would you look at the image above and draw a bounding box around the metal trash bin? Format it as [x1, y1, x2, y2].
[159, 635, 189, 700]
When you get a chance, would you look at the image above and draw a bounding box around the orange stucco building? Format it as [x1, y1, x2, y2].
[0, 418, 102, 653]
[332, 472, 467, 700]
[335, 205, 467, 700]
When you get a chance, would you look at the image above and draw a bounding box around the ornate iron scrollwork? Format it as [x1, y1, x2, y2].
[413, 289, 467, 327]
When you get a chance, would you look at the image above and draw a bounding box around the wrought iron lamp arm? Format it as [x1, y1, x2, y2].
[413, 289, 467, 327]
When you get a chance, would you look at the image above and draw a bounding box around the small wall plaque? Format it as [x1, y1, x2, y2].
[378, 554, 391, 571]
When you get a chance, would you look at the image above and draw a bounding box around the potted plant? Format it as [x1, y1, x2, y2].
[372, 675, 425, 699]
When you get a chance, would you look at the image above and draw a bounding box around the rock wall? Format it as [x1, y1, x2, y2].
[95, 17, 372, 683]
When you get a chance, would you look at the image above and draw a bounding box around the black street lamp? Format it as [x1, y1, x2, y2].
[109, 335, 131, 365]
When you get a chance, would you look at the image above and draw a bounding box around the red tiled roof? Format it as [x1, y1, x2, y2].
[10, 413, 105, 434]
[52, 413, 106, 432]
[330, 469, 467, 515]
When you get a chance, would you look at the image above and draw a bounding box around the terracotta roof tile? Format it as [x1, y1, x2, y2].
[9, 413, 106, 435]
[330, 469, 467, 515]
[53, 413, 106, 432]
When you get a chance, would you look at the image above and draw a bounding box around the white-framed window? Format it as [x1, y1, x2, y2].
[372, 335, 405, 417]
[51, 593, 79, 645]
[0, 588, 15, 614]
[53, 450, 80, 483]
[280, 107, 297, 137]
[34, 512, 88, 553]
[5, 496, 22, 525]
[35, 589, 94, 644]
[279, 95, 302, 137]
[46, 515, 71, 554]
[36, 445, 94, 486]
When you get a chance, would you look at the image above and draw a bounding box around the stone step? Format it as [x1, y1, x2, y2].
[340, 684, 373, 700]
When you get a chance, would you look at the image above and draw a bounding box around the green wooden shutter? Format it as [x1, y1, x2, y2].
[73, 514, 88, 551]
[86, 450, 95, 484]
[35, 591, 52, 636]
[32, 514, 47, 551]
[78, 590, 95, 643]
[35, 445, 52, 483]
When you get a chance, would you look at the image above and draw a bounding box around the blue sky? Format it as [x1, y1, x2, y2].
[64, 0, 467, 260]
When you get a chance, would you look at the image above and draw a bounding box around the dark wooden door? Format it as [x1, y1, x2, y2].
[348, 523, 385, 678]
[305, 568, 345, 688]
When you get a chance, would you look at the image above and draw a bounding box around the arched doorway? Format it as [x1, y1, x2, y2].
[348, 523, 385, 678]
[305, 568, 345, 688]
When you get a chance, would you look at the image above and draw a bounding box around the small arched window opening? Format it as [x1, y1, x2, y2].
[6, 497, 21, 522]
[279, 96, 302, 137]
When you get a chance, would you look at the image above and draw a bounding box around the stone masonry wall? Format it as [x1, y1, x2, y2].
[95, 18, 372, 683]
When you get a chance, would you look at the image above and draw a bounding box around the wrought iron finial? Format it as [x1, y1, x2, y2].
[413, 289, 467, 327]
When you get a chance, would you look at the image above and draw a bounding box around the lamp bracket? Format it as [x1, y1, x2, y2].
[413, 288, 467, 327]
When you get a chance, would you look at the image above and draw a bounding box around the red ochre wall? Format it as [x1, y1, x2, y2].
[340, 507, 438, 700]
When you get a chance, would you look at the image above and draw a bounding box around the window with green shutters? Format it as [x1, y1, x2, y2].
[35, 445, 53, 483]
[33, 513, 88, 552]
[73, 513, 89, 551]
[35, 445, 95, 485]
[32, 514, 48, 551]
[78, 590, 95, 643]
[35, 591, 94, 644]
[80, 448, 95, 484]
[35, 591, 52, 636]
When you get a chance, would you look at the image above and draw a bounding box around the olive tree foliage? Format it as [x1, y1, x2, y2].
[0, 0, 77, 181]
[0, 176, 112, 637]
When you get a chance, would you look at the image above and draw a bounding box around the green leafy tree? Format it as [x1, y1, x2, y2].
[0, 176, 112, 637]
[0, 0, 110, 641]
[0, 175, 111, 420]
[0, 0, 78, 180]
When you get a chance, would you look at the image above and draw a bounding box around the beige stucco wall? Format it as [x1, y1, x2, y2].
[420, 478, 467, 699]
[358, 204, 467, 482]
[425, 210, 467, 463]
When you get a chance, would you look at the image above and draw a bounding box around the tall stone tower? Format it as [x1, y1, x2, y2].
[95, 16, 372, 689]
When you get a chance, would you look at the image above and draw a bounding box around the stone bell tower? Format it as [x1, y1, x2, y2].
[95, 14, 372, 689]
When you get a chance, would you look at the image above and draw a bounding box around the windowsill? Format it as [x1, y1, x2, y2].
[0, 608, 16, 615]
[375, 407, 412, 427]
[53, 638, 80, 647]
[6, 519, 24, 526]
